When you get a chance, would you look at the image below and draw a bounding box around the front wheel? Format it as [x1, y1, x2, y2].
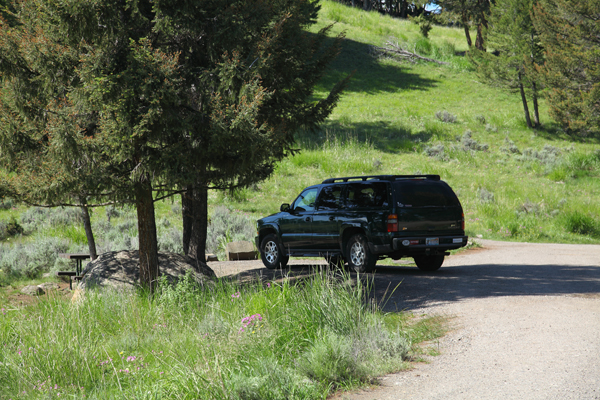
[260, 234, 286, 269]
[414, 255, 444, 271]
[346, 234, 376, 273]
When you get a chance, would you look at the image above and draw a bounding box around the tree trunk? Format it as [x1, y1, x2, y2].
[181, 186, 193, 255]
[79, 197, 97, 261]
[518, 73, 533, 129]
[186, 185, 208, 264]
[462, 12, 473, 47]
[136, 179, 159, 292]
[475, 23, 485, 51]
[532, 82, 540, 128]
[363, 0, 371, 11]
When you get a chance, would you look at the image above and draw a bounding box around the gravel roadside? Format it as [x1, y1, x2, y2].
[209, 240, 600, 400]
[335, 240, 600, 400]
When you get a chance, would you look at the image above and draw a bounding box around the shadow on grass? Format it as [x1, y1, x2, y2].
[218, 260, 600, 314]
[317, 36, 440, 95]
[298, 120, 433, 153]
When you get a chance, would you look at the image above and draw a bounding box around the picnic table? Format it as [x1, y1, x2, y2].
[57, 253, 90, 290]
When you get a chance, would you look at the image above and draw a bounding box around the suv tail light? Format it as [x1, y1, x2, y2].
[387, 214, 398, 232]
[461, 212, 465, 230]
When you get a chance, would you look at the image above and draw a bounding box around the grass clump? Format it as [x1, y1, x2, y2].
[0, 270, 431, 399]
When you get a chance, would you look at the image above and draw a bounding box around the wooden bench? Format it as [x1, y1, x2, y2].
[57, 253, 90, 290]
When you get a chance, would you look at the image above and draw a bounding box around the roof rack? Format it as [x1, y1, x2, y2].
[321, 174, 440, 184]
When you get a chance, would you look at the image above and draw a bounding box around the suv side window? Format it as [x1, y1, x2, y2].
[345, 182, 389, 209]
[317, 185, 343, 210]
[292, 188, 318, 212]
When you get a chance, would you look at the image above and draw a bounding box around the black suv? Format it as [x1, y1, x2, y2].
[256, 175, 467, 272]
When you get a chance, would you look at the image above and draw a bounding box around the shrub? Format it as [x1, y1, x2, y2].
[500, 138, 521, 154]
[0, 217, 24, 240]
[435, 110, 457, 123]
[20, 207, 83, 233]
[563, 212, 600, 237]
[485, 123, 498, 132]
[461, 131, 488, 152]
[0, 198, 15, 210]
[516, 200, 541, 217]
[477, 188, 495, 204]
[423, 144, 447, 161]
[0, 237, 71, 279]
[298, 330, 368, 384]
[206, 207, 256, 258]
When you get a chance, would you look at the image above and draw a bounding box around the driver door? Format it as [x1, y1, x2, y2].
[279, 187, 318, 252]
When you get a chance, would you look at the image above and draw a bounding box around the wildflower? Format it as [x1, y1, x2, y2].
[266, 282, 271, 288]
[231, 292, 241, 301]
[126, 356, 136, 362]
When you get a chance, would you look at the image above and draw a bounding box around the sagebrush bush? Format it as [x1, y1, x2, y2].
[0, 237, 72, 279]
[461, 131, 488, 152]
[20, 207, 84, 233]
[423, 144, 447, 160]
[435, 110, 457, 123]
[477, 188, 495, 204]
[500, 138, 521, 154]
[206, 206, 256, 258]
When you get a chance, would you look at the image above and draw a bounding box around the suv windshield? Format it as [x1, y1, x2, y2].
[393, 180, 459, 207]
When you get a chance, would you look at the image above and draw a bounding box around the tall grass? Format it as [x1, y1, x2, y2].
[0, 270, 423, 399]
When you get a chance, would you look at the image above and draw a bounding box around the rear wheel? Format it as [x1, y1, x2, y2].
[260, 234, 287, 269]
[346, 234, 376, 273]
[414, 255, 444, 271]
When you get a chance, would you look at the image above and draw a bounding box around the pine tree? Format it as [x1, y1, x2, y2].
[0, 0, 347, 290]
[472, 0, 544, 128]
[436, 0, 492, 50]
[533, 0, 600, 136]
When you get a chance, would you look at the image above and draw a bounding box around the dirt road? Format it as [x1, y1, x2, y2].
[210, 240, 600, 399]
[335, 240, 600, 400]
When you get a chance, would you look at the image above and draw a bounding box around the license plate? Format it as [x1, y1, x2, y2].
[426, 237, 439, 245]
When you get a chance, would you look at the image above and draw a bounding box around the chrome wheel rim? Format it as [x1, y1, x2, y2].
[350, 241, 365, 266]
[264, 241, 278, 264]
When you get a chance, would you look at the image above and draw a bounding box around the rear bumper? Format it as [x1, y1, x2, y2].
[392, 235, 469, 252]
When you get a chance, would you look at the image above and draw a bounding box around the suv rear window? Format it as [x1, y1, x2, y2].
[393, 180, 459, 207]
[345, 182, 389, 209]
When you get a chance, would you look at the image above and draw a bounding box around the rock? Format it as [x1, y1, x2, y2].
[38, 282, 60, 291]
[78, 250, 216, 292]
[21, 285, 45, 296]
[226, 241, 257, 261]
[206, 253, 219, 262]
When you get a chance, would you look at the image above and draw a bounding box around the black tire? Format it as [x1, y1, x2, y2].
[346, 234, 376, 273]
[260, 234, 286, 269]
[325, 255, 344, 268]
[414, 255, 444, 271]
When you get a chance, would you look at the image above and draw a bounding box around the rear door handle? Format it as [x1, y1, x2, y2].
[329, 216, 335, 221]
[305, 217, 311, 222]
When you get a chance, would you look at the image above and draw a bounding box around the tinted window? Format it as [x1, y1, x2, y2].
[317, 185, 343, 210]
[345, 182, 389, 209]
[292, 188, 318, 212]
[393, 181, 459, 207]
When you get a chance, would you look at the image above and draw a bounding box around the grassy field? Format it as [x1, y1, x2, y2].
[213, 1, 600, 245]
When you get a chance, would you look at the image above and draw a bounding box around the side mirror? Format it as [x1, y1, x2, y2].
[280, 203, 291, 212]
